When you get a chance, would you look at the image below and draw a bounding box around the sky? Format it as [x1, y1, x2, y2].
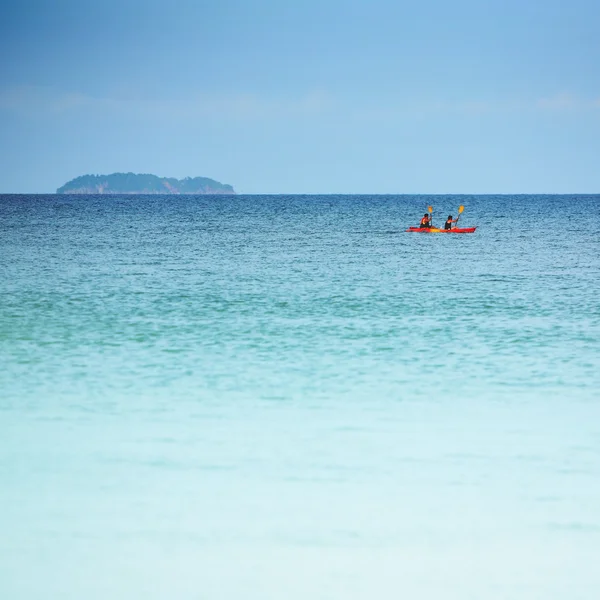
[0, 0, 599, 193]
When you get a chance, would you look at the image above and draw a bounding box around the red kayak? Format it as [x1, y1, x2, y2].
[406, 227, 477, 234]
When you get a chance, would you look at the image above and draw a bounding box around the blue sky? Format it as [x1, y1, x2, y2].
[1, 0, 599, 193]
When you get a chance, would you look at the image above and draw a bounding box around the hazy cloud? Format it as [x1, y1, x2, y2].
[3, 85, 598, 128]
[536, 92, 600, 111]
[0, 85, 335, 122]
[0, 85, 116, 115]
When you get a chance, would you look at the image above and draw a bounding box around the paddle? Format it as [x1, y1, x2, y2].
[428, 205, 433, 228]
[454, 205, 464, 229]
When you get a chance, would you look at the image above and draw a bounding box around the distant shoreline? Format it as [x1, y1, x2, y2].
[1, 192, 598, 197]
[56, 172, 235, 195]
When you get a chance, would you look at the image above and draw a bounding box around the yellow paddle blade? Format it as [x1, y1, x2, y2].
[458, 205, 465, 214]
[428, 205, 433, 213]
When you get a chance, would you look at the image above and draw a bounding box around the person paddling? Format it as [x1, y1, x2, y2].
[420, 213, 432, 229]
[444, 215, 458, 230]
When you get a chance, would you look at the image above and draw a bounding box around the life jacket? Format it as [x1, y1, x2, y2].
[444, 220, 452, 230]
[420, 216, 430, 228]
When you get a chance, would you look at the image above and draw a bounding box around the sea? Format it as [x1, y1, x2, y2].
[1, 193, 599, 599]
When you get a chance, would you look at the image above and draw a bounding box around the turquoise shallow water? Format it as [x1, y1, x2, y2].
[1, 194, 600, 598]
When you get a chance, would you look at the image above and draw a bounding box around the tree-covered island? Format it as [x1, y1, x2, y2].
[57, 173, 235, 194]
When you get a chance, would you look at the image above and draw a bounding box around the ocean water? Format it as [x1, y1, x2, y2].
[1, 193, 599, 599]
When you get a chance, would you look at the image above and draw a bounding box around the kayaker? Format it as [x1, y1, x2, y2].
[444, 215, 458, 230]
[420, 213, 432, 229]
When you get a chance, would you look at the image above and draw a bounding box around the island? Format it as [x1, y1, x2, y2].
[56, 173, 235, 194]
